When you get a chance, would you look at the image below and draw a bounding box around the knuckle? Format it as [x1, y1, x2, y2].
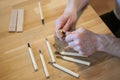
[79, 51, 85, 55]
[79, 27, 86, 33]
[72, 18, 76, 23]
[74, 40, 80, 45]
[77, 46, 81, 50]
[75, 34, 80, 39]
[70, 17, 76, 24]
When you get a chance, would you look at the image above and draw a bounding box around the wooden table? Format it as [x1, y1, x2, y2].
[0, 0, 120, 80]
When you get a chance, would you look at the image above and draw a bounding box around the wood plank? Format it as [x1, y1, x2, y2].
[8, 9, 18, 32]
[16, 9, 24, 32]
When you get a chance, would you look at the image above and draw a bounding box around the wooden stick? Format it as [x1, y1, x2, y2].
[45, 38, 56, 63]
[17, 9, 24, 32]
[27, 43, 38, 71]
[9, 9, 18, 32]
[38, 0, 44, 25]
[57, 56, 90, 66]
[60, 51, 87, 57]
[39, 50, 49, 78]
[52, 63, 79, 78]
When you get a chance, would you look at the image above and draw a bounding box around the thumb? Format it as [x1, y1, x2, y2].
[55, 15, 69, 30]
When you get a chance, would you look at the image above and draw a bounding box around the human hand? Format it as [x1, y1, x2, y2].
[65, 27, 98, 56]
[55, 0, 89, 40]
[55, 10, 77, 40]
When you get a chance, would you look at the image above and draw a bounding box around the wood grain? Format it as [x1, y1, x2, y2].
[8, 9, 17, 32]
[0, 0, 120, 80]
[17, 9, 24, 32]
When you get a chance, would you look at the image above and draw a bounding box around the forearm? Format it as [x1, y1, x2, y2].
[97, 34, 120, 57]
[65, 0, 89, 14]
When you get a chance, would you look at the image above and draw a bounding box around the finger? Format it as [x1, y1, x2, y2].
[68, 39, 80, 47]
[73, 46, 81, 51]
[65, 31, 72, 35]
[55, 15, 69, 30]
[74, 27, 87, 38]
[55, 15, 69, 40]
[55, 24, 63, 40]
[78, 51, 87, 57]
[65, 33, 78, 42]
[65, 33, 74, 42]
[68, 41, 75, 47]
[62, 17, 72, 31]
[63, 17, 75, 32]
[73, 47, 86, 56]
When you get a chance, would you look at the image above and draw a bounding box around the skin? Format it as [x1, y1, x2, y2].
[55, 0, 89, 40]
[55, 0, 120, 57]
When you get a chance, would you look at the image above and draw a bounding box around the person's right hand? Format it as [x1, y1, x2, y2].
[55, 8, 78, 40]
[65, 27, 99, 56]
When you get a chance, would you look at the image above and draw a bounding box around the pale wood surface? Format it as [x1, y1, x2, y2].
[8, 9, 17, 32]
[90, 0, 115, 15]
[0, 0, 120, 80]
[17, 9, 24, 32]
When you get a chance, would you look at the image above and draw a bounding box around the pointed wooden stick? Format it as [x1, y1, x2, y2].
[52, 63, 79, 78]
[45, 38, 56, 63]
[39, 50, 49, 78]
[27, 43, 38, 71]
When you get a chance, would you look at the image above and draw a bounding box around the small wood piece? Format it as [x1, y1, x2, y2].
[45, 38, 56, 63]
[9, 9, 18, 32]
[17, 9, 24, 32]
[38, 0, 44, 25]
[27, 43, 38, 71]
[57, 55, 90, 66]
[60, 51, 87, 57]
[39, 50, 49, 78]
[52, 63, 79, 78]
[58, 30, 66, 38]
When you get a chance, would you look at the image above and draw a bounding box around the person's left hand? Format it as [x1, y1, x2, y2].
[55, 8, 78, 41]
[65, 27, 98, 56]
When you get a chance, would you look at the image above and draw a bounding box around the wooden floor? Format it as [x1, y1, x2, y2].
[90, 0, 115, 15]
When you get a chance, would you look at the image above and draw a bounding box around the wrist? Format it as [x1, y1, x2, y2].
[95, 34, 115, 52]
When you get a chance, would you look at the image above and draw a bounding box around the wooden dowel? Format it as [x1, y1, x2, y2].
[27, 43, 38, 71]
[52, 63, 79, 78]
[39, 50, 49, 78]
[45, 38, 56, 63]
